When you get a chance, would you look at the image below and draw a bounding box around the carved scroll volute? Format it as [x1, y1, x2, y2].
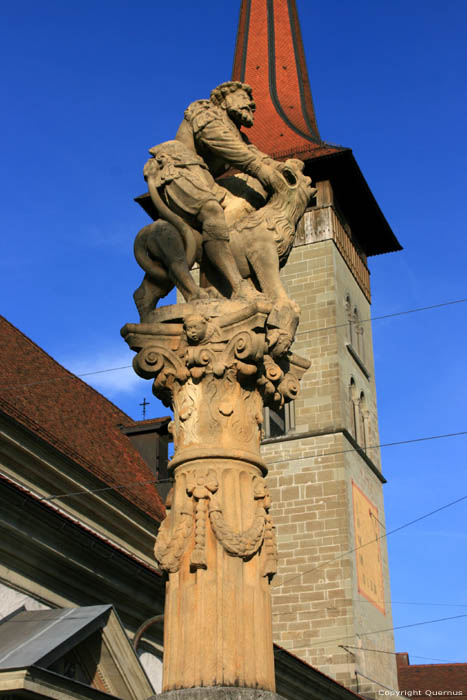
[121, 300, 309, 692]
[133, 344, 189, 406]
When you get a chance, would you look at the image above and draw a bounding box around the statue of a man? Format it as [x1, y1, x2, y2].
[144, 81, 283, 298]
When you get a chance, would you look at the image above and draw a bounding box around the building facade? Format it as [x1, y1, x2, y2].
[0, 316, 364, 700]
[232, 0, 402, 695]
[0, 316, 169, 694]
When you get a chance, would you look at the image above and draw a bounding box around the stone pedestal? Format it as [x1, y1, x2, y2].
[122, 299, 309, 693]
[151, 688, 287, 700]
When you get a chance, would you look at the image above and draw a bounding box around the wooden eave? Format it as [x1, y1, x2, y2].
[301, 147, 402, 257]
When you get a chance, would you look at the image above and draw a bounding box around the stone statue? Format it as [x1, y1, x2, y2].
[134, 156, 312, 341]
[138, 81, 284, 303]
[121, 81, 313, 698]
[134, 81, 315, 325]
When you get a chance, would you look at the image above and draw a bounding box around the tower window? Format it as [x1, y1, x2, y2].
[345, 294, 369, 378]
[262, 402, 295, 439]
[349, 377, 358, 440]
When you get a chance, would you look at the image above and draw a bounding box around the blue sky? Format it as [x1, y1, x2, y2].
[1, 0, 466, 669]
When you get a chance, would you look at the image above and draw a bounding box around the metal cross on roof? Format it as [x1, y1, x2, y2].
[139, 397, 149, 419]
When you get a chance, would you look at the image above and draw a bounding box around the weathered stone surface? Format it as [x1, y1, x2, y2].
[123, 80, 312, 695]
[150, 688, 287, 700]
[132, 80, 315, 347]
[122, 299, 309, 692]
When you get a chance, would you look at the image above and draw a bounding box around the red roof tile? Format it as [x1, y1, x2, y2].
[0, 316, 166, 521]
[232, 0, 345, 160]
[231, 0, 402, 257]
[397, 653, 467, 696]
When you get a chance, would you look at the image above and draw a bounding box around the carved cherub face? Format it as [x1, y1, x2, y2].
[268, 330, 292, 359]
[184, 315, 208, 345]
[224, 89, 256, 128]
[274, 333, 292, 357]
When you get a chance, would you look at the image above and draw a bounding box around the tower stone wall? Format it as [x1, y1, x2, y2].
[261, 186, 398, 695]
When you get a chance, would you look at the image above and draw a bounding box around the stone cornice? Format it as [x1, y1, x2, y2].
[261, 426, 386, 483]
[0, 409, 160, 567]
[0, 477, 164, 630]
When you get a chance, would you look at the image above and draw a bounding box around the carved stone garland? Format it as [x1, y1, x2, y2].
[122, 299, 309, 693]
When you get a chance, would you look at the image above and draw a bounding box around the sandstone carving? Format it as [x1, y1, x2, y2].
[134, 158, 312, 322]
[122, 81, 313, 694]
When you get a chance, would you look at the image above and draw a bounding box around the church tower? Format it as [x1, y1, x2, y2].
[233, 1, 402, 696]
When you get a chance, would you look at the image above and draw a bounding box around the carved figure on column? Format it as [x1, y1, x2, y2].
[122, 81, 312, 696]
[132, 80, 315, 345]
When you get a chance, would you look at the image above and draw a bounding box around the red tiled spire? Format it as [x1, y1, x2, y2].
[232, 0, 338, 159]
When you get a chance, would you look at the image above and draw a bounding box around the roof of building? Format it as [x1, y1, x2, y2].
[0, 605, 112, 670]
[0, 605, 154, 700]
[232, 0, 402, 257]
[0, 316, 167, 521]
[233, 0, 328, 157]
[274, 643, 365, 700]
[397, 653, 467, 695]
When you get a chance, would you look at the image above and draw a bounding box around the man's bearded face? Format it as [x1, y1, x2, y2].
[224, 89, 256, 128]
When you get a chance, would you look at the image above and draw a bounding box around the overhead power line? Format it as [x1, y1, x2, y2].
[37, 477, 174, 503]
[0, 365, 133, 391]
[354, 670, 396, 693]
[339, 645, 457, 664]
[272, 599, 467, 616]
[293, 612, 467, 650]
[265, 430, 467, 468]
[1, 297, 466, 391]
[294, 297, 467, 338]
[7, 611, 464, 650]
[2, 428, 465, 504]
[272, 493, 467, 589]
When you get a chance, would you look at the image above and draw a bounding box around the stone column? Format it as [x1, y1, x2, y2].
[122, 299, 309, 694]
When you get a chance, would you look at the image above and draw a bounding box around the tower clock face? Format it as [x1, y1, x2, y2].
[352, 482, 386, 614]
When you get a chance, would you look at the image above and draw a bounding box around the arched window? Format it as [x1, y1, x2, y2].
[349, 377, 358, 440]
[359, 392, 367, 451]
[353, 307, 365, 361]
[345, 295, 353, 345]
[360, 392, 371, 454]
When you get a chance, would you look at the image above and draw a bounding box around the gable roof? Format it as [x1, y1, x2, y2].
[0, 606, 112, 670]
[0, 606, 154, 700]
[0, 316, 166, 521]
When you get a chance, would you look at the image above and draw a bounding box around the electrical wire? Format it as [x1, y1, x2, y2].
[1, 297, 465, 391]
[264, 430, 467, 468]
[354, 670, 397, 693]
[272, 599, 467, 616]
[37, 477, 174, 502]
[292, 612, 467, 650]
[294, 298, 467, 339]
[0, 365, 133, 391]
[339, 645, 457, 664]
[272, 493, 467, 589]
[1, 427, 463, 504]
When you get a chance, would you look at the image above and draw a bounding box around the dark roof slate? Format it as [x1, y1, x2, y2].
[0, 606, 112, 670]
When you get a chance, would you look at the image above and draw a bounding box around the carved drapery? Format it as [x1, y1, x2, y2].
[122, 299, 309, 691]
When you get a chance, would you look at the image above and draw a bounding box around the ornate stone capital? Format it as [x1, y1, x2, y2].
[121, 298, 309, 692]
